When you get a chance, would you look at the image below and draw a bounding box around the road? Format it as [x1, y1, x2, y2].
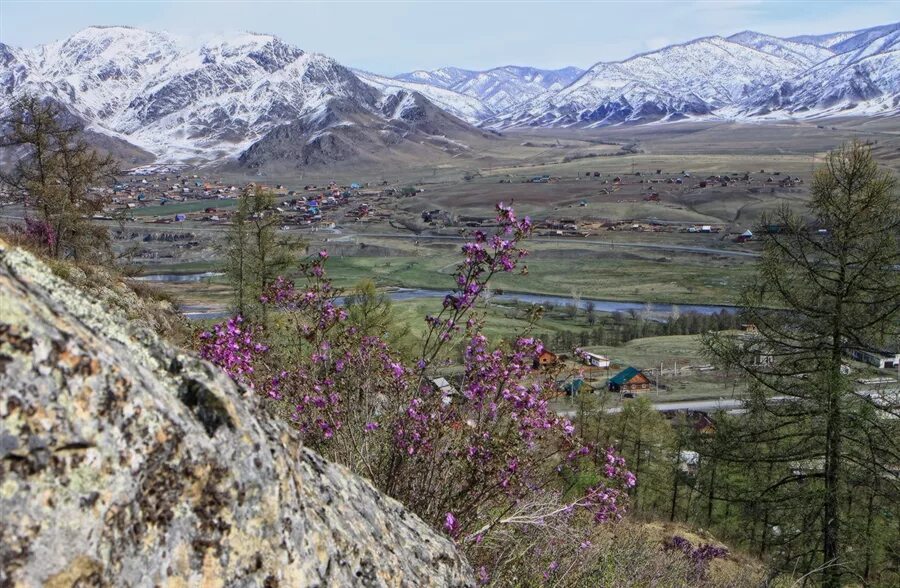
[555, 395, 786, 417]
[556, 388, 899, 418]
[1, 214, 757, 258]
[341, 232, 761, 258]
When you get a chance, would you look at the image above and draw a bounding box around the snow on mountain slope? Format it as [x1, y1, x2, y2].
[789, 22, 900, 52]
[740, 29, 900, 119]
[394, 66, 476, 90]
[395, 65, 583, 112]
[486, 36, 806, 128]
[237, 89, 492, 169]
[354, 69, 493, 122]
[726, 31, 834, 68]
[0, 26, 489, 164]
[0, 43, 36, 96]
[451, 66, 584, 112]
[4, 22, 897, 156]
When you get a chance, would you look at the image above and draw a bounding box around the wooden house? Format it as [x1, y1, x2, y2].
[534, 349, 559, 369]
[607, 367, 652, 393]
[561, 378, 594, 397]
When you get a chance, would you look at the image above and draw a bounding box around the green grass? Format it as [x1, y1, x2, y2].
[317, 253, 752, 306]
[576, 334, 749, 401]
[583, 334, 707, 367]
[130, 198, 240, 216]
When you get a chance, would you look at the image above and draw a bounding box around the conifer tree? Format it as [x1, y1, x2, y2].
[226, 185, 296, 319]
[703, 141, 900, 586]
[1, 95, 117, 260]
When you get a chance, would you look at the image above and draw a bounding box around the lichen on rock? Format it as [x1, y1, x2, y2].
[0, 241, 474, 587]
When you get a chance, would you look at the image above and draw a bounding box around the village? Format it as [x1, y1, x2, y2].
[95, 160, 811, 253]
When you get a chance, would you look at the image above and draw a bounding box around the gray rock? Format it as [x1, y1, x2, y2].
[0, 241, 474, 587]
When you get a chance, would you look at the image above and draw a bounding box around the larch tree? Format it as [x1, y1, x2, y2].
[1, 95, 117, 260]
[226, 184, 297, 319]
[703, 141, 900, 586]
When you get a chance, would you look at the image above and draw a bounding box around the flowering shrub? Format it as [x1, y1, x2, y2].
[21, 217, 57, 251]
[664, 535, 729, 580]
[197, 203, 634, 579]
[197, 315, 267, 386]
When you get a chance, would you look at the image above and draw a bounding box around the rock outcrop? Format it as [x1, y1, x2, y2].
[0, 242, 474, 587]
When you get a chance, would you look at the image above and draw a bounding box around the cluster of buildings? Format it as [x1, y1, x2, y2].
[107, 167, 420, 229]
[533, 348, 654, 398]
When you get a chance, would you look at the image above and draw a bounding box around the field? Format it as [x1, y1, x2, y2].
[579, 334, 748, 402]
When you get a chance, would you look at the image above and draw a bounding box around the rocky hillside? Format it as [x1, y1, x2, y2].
[0, 241, 474, 587]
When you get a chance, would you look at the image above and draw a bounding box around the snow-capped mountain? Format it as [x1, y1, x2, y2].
[485, 36, 810, 128]
[395, 65, 583, 113]
[481, 22, 899, 128]
[0, 26, 489, 164]
[741, 27, 900, 119]
[395, 67, 477, 90]
[3, 22, 898, 163]
[726, 31, 834, 68]
[353, 69, 493, 123]
[789, 22, 900, 53]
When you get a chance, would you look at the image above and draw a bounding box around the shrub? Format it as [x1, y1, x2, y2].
[198, 204, 635, 578]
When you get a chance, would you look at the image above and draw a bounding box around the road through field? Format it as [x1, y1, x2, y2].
[1, 215, 759, 257]
[344, 232, 761, 258]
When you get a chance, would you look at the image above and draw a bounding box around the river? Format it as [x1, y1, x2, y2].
[156, 271, 739, 320]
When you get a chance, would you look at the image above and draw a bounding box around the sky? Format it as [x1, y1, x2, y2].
[1, 0, 898, 74]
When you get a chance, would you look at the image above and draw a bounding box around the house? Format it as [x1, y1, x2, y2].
[679, 450, 700, 475]
[689, 412, 716, 435]
[849, 349, 900, 369]
[562, 378, 594, 396]
[582, 352, 610, 368]
[607, 367, 652, 393]
[534, 349, 559, 369]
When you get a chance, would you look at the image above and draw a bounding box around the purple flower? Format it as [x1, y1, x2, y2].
[443, 512, 460, 536]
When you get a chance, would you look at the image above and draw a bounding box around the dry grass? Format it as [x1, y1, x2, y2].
[481, 517, 768, 587]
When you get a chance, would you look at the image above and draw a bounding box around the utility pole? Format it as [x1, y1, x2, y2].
[658, 361, 661, 397]
[656, 362, 662, 398]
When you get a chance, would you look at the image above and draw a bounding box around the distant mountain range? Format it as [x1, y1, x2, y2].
[395, 66, 584, 113]
[1, 22, 897, 165]
[0, 26, 494, 167]
[408, 22, 899, 128]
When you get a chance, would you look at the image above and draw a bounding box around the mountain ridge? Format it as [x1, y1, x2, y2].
[2, 22, 897, 164]
[0, 26, 491, 166]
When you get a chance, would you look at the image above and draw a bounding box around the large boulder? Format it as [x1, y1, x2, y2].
[0, 242, 473, 587]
